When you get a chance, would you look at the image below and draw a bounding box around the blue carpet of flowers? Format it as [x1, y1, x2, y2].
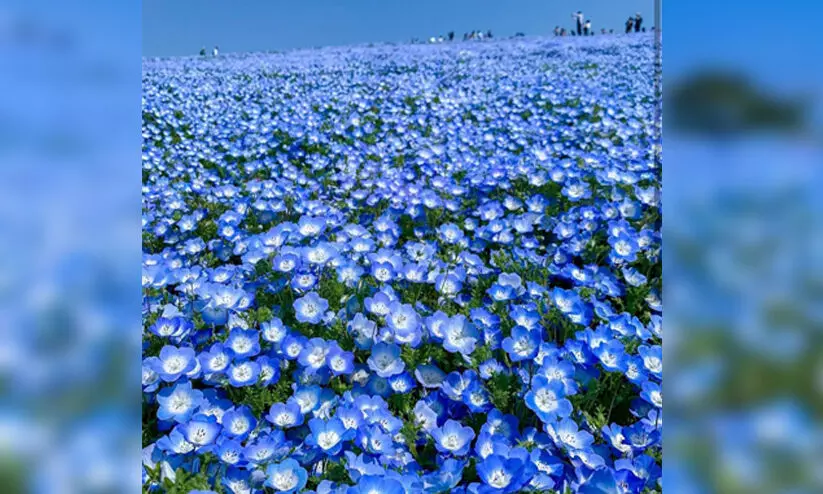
[142, 34, 661, 494]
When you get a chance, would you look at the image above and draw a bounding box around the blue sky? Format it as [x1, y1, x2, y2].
[143, 0, 654, 57]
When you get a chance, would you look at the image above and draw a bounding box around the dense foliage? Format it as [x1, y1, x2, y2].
[142, 34, 661, 493]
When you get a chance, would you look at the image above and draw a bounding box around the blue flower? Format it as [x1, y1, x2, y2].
[442, 314, 480, 356]
[298, 337, 331, 372]
[638, 345, 662, 378]
[438, 223, 465, 244]
[386, 302, 421, 347]
[307, 417, 353, 456]
[227, 360, 261, 387]
[152, 345, 197, 382]
[502, 326, 541, 362]
[593, 340, 628, 372]
[198, 342, 231, 377]
[293, 292, 329, 325]
[431, 419, 475, 456]
[225, 328, 261, 359]
[326, 343, 355, 376]
[156, 381, 203, 423]
[264, 458, 308, 493]
[525, 376, 573, 423]
[477, 454, 526, 492]
[367, 342, 405, 378]
[179, 414, 222, 449]
[266, 401, 304, 429]
[347, 475, 405, 494]
[222, 405, 257, 440]
[348, 312, 377, 350]
[548, 418, 594, 451]
[414, 364, 446, 389]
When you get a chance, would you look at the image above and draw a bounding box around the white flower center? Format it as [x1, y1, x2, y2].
[169, 393, 191, 413]
[317, 431, 340, 449]
[273, 471, 298, 490]
[163, 355, 186, 374]
[488, 470, 512, 489]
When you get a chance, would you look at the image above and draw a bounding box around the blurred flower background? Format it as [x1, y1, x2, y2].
[0, 1, 140, 492]
[665, 0, 823, 492]
[0, 0, 821, 492]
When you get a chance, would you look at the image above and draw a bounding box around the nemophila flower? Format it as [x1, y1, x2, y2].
[322, 343, 352, 377]
[281, 333, 308, 360]
[478, 359, 505, 379]
[222, 406, 257, 440]
[225, 328, 261, 359]
[548, 418, 594, 451]
[149, 316, 193, 341]
[337, 262, 365, 287]
[273, 251, 301, 273]
[348, 312, 377, 350]
[386, 302, 422, 347]
[152, 345, 197, 382]
[593, 340, 628, 372]
[298, 337, 330, 372]
[347, 475, 405, 494]
[638, 345, 662, 378]
[293, 292, 329, 325]
[264, 458, 308, 494]
[291, 385, 324, 415]
[412, 400, 439, 431]
[367, 342, 405, 378]
[156, 428, 195, 455]
[244, 432, 287, 466]
[487, 282, 516, 302]
[415, 364, 446, 389]
[356, 425, 394, 455]
[477, 454, 528, 493]
[198, 342, 231, 377]
[157, 381, 203, 423]
[266, 402, 304, 429]
[609, 231, 639, 262]
[228, 360, 261, 387]
[502, 326, 541, 362]
[442, 314, 479, 356]
[261, 317, 288, 344]
[290, 271, 318, 291]
[432, 419, 475, 456]
[297, 215, 326, 238]
[462, 380, 492, 413]
[388, 372, 415, 394]
[364, 291, 393, 317]
[180, 414, 222, 450]
[438, 223, 465, 244]
[307, 417, 353, 455]
[442, 370, 477, 401]
[217, 439, 245, 467]
[525, 376, 573, 423]
[365, 374, 392, 397]
[538, 358, 579, 395]
[640, 381, 662, 408]
[143, 36, 663, 491]
[434, 271, 464, 297]
[370, 261, 395, 283]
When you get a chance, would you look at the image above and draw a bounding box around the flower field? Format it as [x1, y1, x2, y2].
[142, 34, 661, 493]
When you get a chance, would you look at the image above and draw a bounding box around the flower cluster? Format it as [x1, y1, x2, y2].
[142, 33, 661, 493]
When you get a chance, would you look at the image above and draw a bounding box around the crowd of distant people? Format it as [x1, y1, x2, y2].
[555, 12, 650, 37]
[200, 45, 219, 57]
[413, 30, 495, 44]
[199, 12, 654, 57]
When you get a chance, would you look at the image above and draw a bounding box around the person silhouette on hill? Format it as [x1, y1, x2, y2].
[573, 11, 584, 35]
